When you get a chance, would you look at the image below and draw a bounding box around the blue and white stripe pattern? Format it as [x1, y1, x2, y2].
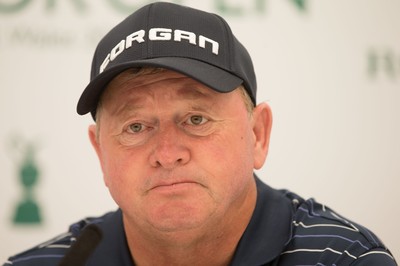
[278, 197, 396, 265]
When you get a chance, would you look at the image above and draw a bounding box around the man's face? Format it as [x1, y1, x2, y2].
[89, 69, 271, 235]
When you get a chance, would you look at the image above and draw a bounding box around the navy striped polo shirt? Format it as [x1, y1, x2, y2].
[4, 177, 397, 265]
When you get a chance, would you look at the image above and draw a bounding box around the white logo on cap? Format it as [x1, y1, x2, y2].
[99, 28, 220, 73]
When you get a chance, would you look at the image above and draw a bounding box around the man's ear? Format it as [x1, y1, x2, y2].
[252, 102, 273, 170]
[89, 124, 110, 188]
[88, 124, 103, 168]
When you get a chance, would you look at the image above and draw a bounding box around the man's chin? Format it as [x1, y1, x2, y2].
[146, 203, 215, 234]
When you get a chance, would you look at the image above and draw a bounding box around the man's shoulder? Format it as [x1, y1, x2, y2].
[3, 211, 116, 266]
[281, 197, 397, 265]
[3, 231, 72, 266]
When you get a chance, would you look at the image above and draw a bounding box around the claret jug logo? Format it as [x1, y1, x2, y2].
[10, 136, 43, 225]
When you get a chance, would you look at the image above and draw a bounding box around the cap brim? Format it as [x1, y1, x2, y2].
[77, 57, 243, 116]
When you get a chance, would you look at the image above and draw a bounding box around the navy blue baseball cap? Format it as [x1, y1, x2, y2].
[77, 2, 257, 117]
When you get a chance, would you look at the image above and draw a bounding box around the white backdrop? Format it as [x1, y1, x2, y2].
[1, 0, 399, 262]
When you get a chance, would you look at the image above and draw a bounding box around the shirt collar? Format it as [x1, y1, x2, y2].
[230, 177, 294, 265]
[87, 209, 134, 266]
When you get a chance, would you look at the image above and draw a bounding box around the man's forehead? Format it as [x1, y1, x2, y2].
[101, 70, 225, 119]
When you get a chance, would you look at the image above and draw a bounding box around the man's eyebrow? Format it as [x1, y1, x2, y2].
[176, 85, 215, 100]
[109, 97, 145, 118]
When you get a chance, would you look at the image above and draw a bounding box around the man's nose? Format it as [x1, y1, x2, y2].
[149, 124, 190, 169]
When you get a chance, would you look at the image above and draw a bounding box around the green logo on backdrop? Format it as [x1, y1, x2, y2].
[10, 136, 43, 225]
[368, 48, 400, 80]
[0, 0, 308, 50]
[0, 0, 307, 15]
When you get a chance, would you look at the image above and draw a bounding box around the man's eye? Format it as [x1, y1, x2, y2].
[188, 115, 208, 125]
[128, 123, 145, 133]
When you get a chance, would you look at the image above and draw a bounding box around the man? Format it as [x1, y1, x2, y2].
[4, 2, 396, 266]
